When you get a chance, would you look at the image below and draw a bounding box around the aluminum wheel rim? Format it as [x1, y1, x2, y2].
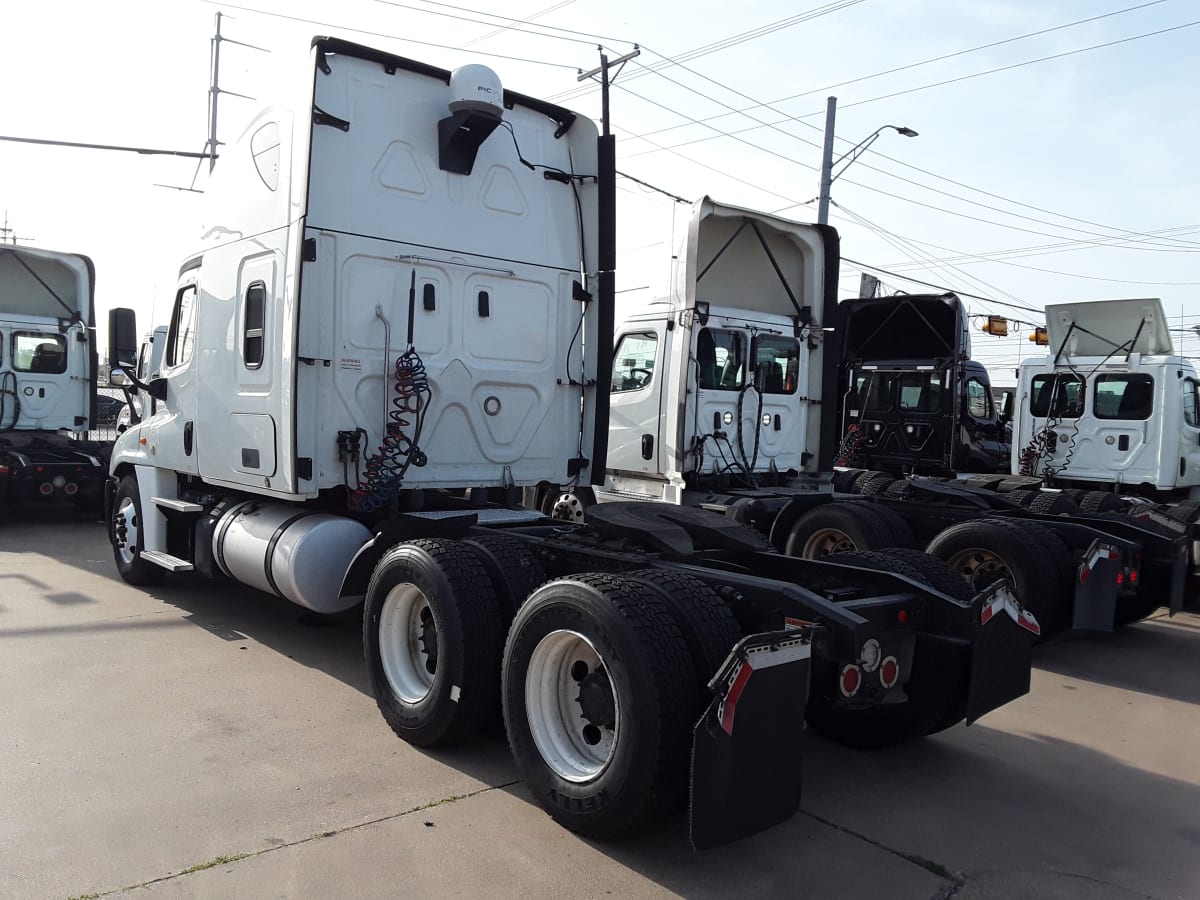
[114, 496, 139, 565]
[946, 547, 1010, 592]
[802, 527, 856, 558]
[525, 629, 619, 783]
[550, 492, 588, 523]
[378, 584, 437, 704]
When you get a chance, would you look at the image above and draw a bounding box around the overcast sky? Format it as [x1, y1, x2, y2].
[2, 0, 1197, 381]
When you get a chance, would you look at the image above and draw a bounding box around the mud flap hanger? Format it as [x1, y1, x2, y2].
[690, 627, 812, 850]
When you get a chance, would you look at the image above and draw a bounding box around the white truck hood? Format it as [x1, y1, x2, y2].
[677, 196, 830, 322]
[1045, 297, 1172, 358]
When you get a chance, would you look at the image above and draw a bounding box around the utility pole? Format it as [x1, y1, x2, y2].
[0, 212, 35, 246]
[817, 96, 837, 226]
[205, 13, 266, 176]
[207, 11, 223, 174]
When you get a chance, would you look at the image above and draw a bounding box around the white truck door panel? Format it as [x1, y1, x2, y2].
[608, 327, 667, 474]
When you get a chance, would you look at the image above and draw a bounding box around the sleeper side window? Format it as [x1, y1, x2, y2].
[611, 333, 658, 393]
[243, 281, 266, 369]
[1184, 378, 1199, 428]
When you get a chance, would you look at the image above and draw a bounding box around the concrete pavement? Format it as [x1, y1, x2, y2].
[1, 505, 1197, 899]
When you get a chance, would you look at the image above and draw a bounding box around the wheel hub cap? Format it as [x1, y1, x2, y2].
[378, 584, 438, 704]
[526, 629, 619, 782]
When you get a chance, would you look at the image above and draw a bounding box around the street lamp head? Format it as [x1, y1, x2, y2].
[894, 126, 919, 138]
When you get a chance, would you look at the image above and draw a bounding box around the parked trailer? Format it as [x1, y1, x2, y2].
[104, 38, 1036, 849]
[549, 202, 1189, 642]
[0, 244, 109, 511]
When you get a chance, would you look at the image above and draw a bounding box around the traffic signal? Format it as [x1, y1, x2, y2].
[1029, 327, 1049, 345]
[981, 315, 1009, 336]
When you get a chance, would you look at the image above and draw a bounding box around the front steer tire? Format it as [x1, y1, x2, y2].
[110, 474, 165, 586]
[502, 573, 696, 839]
[364, 539, 503, 747]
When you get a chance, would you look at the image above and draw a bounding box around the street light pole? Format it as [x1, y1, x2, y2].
[816, 95, 918, 225]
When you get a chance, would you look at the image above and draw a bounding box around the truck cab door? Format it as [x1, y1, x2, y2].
[607, 325, 668, 474]
[149, 279, 201, 475]
[1177, 374, 1200, 488]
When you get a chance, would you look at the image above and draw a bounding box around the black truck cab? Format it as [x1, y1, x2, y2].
[838, 293, 1009, 476]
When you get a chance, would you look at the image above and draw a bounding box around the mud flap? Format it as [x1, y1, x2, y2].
[1072, 541, 1122, 632]
[965, 584, 1036, 724]
[690, 630, 811, 850]
[1169, 535, 1188, 616]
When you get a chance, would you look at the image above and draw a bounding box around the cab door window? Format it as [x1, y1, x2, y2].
[965, 378, 991, 419]
[166, 286, 198, 368]
[1184, 378, 1199, 427]
[611, 333, 658, 393]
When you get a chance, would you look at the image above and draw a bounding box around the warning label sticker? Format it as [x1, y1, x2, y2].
[339, 358, 362, 372]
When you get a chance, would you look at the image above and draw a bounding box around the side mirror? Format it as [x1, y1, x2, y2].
[109, 367, 130, 387]
[148, 377, 168, 402]
[108, 308, 139, 370]
[1000, 391, 1014, 422]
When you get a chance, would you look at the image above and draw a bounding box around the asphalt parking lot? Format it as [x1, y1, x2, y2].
[2, 505, 1198, 900]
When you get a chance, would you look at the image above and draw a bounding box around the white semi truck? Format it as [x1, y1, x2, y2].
[0, 244, 109, 510]
[105, 37, 1036, 848]
[1011, 297, 1200, 501]
[548, 203, 1191, 638]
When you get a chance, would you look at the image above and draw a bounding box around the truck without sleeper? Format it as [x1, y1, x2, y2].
[106, 37, 1035, 848]
[554, 203, 1189, 640]
[0, 244, 108, 510]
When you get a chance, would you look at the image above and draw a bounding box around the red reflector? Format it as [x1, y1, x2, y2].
[75, 467, 83, 473]
[36, 466, 44, 473]
[839, 664, 862, 698]
[879, 656, 900, 689]
[897, 609, 908, 624]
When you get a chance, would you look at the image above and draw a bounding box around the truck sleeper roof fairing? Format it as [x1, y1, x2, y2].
[0, 245, 95, 327]
[839, 293, 970, 364]
[1044, 297, 1173, 360]
[678, 197, 837, 323]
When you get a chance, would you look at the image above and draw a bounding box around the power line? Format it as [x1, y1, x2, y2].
[616, 170, 691, 204]
[549, 0, 867, 102]
[627, 1, 1171, 144]
[614, 11, 1200, 248]
[0, 134, 214, 159]
[198, 0, 583, 69]
[364, 0, 602, 46]
[842, 257, 1046, 314]
[404, 0, 631, 44]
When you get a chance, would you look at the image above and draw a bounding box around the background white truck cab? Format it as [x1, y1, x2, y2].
[1012, 297, 1200, 498]
[604, 198, 836, 504]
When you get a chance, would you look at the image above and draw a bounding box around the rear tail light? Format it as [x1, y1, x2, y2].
[1116, 571, 1124, 586]
[39, 483, 54, 496]
[879, 656, 900, 689]
[839, 664, 862, 698]
[64, 483, 78, 496]
[1129, 568, 1139, 585]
